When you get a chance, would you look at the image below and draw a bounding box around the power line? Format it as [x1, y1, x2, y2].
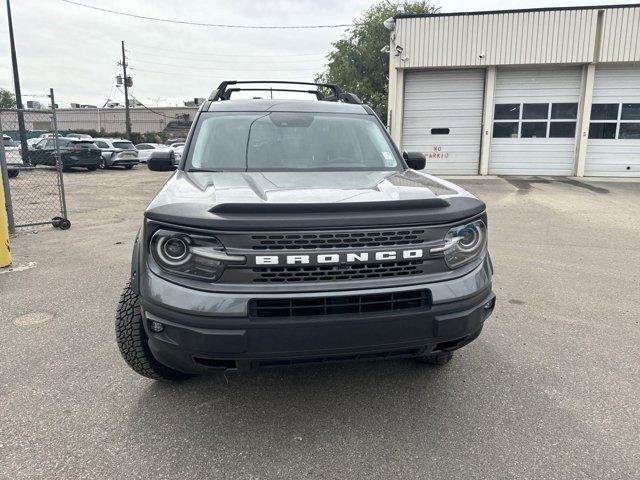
[116, 86, 178, 119]
[61, 0, 354, 29]
[125, 42, 329, 58]
[128, 67, 319, 80]
[127, 57, 326, 71]
[127, 50, 326, 64]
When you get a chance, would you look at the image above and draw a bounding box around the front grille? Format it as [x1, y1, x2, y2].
[250, 229, 426, 250]
[253, 260, 423, 283]
[249, 289, 430, 318]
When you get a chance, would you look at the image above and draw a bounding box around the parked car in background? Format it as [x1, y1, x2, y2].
[93, 138, 139, 169]
[29, 137, 101, 171]
[134, 143, 170, 163]
[169, 142, 184, 164]
[2, 134, 23, 178]
[66, 133, 94, 140]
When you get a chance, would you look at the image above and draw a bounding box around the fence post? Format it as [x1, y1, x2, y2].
[49, 88, 68, 220]
[0, 114, 16, 234]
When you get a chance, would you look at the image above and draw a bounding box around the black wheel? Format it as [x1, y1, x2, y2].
[51, 216, 71, 229]
[8, 169, 19, 178]
[99, 158, 107, 169]
[115, 281, 192, 381]
[87, 165, 97, 171]
[414, 351, 454, 366]
[124, 164, 134, 169]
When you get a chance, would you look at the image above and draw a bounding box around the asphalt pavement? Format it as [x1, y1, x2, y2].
[1, 167, 639, 479]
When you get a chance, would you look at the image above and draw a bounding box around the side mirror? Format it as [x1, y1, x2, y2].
[403, 151, 426, 170]
[148, 150, 177, 171]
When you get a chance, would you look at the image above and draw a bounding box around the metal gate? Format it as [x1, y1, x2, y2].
[0, 91, 69, 233]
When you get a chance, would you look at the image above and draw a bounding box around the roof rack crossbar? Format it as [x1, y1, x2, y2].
[209, 80, 361, 104]
[225, 87, 325, 100]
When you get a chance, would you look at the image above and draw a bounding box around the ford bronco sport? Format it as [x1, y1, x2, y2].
[116, 81, 495, 381]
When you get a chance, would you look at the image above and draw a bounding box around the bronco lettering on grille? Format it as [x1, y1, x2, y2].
[255, 248, 426, 266]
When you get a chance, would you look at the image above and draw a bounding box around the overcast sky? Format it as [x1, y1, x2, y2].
[0, 0, 631, 108]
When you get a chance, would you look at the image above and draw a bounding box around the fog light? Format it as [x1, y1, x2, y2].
[149, 321, 164, 333]
[483, 300, 494, 310]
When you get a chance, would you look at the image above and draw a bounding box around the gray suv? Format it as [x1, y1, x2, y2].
[93, 138, 139, 169]
[116, 81, 495, 381]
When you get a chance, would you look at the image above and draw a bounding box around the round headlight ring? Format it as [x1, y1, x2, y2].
[156, 235, 192, 267]
[457, 225, 482, 252]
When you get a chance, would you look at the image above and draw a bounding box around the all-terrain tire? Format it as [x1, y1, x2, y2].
[414, 351, 454, 366]
[115, 281, 192, 381]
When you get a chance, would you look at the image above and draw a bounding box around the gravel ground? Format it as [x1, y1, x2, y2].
[1, 167, 639, 479]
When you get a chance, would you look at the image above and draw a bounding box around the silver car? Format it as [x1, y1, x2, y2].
[93, 138, 139, 169]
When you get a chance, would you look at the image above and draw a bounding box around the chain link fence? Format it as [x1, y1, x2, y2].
[0, 93, 69, 232]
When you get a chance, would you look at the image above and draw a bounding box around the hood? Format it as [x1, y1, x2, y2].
[145, 170, 485, 230]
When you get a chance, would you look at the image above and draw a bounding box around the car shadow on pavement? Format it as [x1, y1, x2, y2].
[123, 340, 632, 478]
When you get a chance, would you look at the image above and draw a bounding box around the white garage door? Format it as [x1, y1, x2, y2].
[489, 66, 582, 175]
[585, 65, 640, 177]
[402, 69, 484, 175]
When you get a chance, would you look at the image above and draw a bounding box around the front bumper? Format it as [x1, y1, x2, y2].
[139, 258, 495, 373]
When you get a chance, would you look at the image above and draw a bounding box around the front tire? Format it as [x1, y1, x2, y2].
[8, 169, 19, 178]
[115, 281, 192, 381]
[414, 351, 454, 366]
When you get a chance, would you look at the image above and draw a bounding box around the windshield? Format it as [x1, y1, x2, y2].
[187, 112, 400, 172]
[2, 137, 16, 147]
[113, 141, 135, 150]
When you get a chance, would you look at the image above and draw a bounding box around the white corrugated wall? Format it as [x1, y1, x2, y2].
[394, 9, 600, 68]
[585, 65, 640, 177]
[489, 66, 582, 175]
[402, 69, 485, 174]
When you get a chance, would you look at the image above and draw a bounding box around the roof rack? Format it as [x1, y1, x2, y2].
[225, 88, 325, 100]
[209, 80, 362, 104]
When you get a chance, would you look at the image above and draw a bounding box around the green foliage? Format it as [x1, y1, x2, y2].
[0, 88, 17, 109]
[316, 1, 437, 123]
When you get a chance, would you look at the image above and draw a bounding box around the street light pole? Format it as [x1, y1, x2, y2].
[5, 0, 29, 165]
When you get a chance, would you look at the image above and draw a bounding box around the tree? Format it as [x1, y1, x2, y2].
[0, 88, 17, 109]
[316, 1, 438, 123]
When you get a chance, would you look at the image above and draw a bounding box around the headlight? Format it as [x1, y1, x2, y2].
[150, 229, 245, 281]
[436, 220, 487, 269]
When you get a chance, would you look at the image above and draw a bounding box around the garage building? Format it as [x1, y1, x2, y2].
[387, 5, 640, 177]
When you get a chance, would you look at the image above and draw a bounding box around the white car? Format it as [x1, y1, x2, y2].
[134, 143, 171, 163]
[66, 133, 94, 140]
[2, 134, 23, 178]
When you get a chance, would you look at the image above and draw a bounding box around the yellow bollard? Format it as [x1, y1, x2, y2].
[0, 170, 11, 268]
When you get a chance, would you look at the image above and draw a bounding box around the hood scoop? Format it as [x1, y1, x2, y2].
[210, 198, 450, 215]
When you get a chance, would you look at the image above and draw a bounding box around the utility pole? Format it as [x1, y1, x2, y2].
[5, 0, 29, 166]
[121, 40, 132, 139]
